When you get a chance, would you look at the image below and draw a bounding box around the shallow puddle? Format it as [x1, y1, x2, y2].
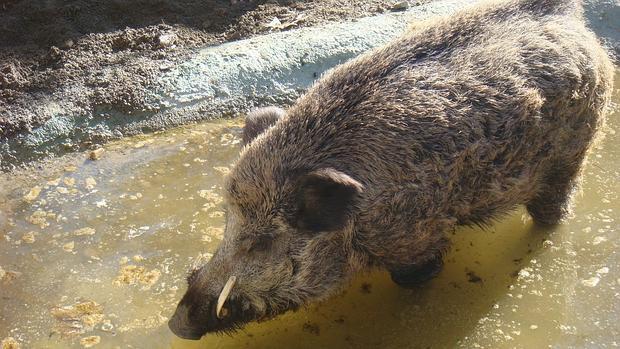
[1, 70, 619, 348]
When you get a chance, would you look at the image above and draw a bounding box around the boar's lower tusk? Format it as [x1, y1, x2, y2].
[216, 275, 237, 318]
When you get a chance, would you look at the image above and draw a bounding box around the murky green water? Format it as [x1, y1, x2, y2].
[1, 71, 618, 349]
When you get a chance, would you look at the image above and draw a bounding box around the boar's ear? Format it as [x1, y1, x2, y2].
[242, 106, 286, 145]
[294, 168, 363, 233]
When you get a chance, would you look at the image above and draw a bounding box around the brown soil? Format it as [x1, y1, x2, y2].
[0, 0, 428, 139]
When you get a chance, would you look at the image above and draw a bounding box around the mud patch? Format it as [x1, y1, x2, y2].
[51, 300, 105, 338]
[114, 265, 161, 289]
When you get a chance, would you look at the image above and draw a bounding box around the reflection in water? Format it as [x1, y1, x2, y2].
[0, 71, 618, 348]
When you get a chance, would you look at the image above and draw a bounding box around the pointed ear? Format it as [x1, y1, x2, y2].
[294, 168, 364, 233]
[242, 106, 286, 145]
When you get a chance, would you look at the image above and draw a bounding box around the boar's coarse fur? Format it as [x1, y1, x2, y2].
[169, 0, 614, 339]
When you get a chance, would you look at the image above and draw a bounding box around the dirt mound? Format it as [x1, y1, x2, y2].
[0, 0, 421, 139]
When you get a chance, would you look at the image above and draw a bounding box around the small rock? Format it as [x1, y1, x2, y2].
[0, 266, 5, 280]
[89, 148, 105, 160]
[596, 267, 609, 274]
[213, 166, 230, 175]
[47, 178, 61, 186]
[265, 17, 282, 29]
[127, 228, 144, 239]
[581, 277, 600, 287]
[158, 33, 177, 48]
[63, 177, 76, 187]
[74, 227, 96, 236]
[518, 269, 531, 279]
[159, 64, 172, 71]
[390, 1, 409, 11]
[23, 186, 41, 202]
[79, 336, 100, 348]
[84, 177, 97, 190]
[62, 141, 75, 150]
[63, 241, 75, 252]
[208, 211, 225, 218]
[48, 46, 62, 60]
[22, 232, 36, 244]
[592, 236, 607, 245]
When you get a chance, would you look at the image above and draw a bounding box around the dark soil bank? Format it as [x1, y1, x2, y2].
[0, 0, 419, 139]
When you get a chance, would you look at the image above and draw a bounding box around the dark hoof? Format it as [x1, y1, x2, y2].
[389, 256, 443, 288]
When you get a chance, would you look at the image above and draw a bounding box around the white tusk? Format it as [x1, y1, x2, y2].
[216, 276, 237, 319]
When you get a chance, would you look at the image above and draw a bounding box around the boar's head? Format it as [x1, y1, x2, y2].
[169, 107, 365, 339]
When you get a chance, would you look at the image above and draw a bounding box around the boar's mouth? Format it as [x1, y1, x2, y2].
[168, 295, 265, 339]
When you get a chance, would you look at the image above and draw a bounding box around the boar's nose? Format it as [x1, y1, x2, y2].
[168, 304, 206, 340]
[169, 276, 243, 339]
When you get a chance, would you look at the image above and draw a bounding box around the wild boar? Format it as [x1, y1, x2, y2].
[169, 0, 614, 339]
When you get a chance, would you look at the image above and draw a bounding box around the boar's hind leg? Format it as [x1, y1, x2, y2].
[389, 252, 444, 288]
[526, 156, 585, 225]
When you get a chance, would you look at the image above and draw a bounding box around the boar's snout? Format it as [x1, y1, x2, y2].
[168, 302, 207, 340]
[169, 276, 255, 339]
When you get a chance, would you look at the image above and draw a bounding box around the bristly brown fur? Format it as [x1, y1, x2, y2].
[169, 0, 614, 338]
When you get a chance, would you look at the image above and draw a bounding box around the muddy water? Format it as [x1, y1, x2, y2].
[1, 71, 619, 348]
